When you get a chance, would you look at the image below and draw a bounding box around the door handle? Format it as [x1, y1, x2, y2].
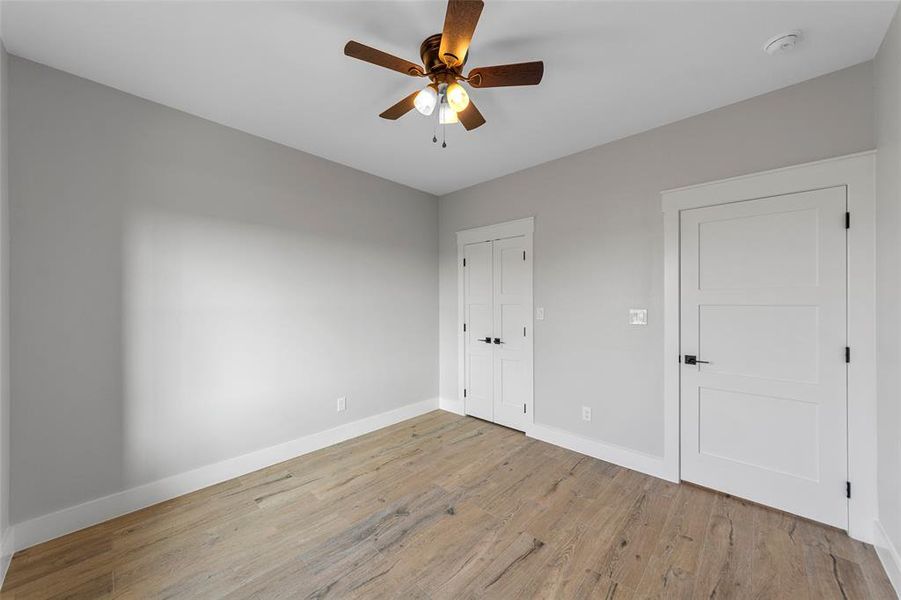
[683, 355, 709, 365]
[478, 337, 492, 344]
[493, 338, 504, 344]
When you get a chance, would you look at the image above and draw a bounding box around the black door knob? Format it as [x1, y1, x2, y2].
[683, 355, 709, 365]
[493, 338, 504, 344]
[478, 337, 492, 344]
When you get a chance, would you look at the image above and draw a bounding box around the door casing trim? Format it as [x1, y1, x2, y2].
[456, 217, 534, 428]
[661, 151, 877, 542]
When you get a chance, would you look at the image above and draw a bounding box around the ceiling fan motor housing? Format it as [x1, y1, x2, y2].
[420, 33, 467, 80]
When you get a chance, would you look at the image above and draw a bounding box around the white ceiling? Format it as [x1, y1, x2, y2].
[3, 1, 897, 195]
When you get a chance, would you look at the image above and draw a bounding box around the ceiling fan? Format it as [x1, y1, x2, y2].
[343, 0, 544, 142]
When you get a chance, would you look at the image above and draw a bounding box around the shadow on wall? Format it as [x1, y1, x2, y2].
[14, 200, 434, 524]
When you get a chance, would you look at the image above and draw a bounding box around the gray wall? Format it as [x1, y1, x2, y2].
[8, 57, 438, 523]
[439, 63, 875, 457]
[0, 42, 9, 567]
[876, 5, 901, 560]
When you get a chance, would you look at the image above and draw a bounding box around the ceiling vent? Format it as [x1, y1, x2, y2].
[764, 31, 802, 55]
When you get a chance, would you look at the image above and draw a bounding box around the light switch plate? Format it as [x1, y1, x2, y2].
[536, 307, 545, 321]
[337, 397, 346, 412]
[629, 309, 648, 325]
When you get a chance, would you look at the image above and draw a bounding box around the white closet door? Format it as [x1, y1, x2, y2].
[463, 241, 493, 421]
[491, 236, 531, 430]
[680, 186, 848, 528]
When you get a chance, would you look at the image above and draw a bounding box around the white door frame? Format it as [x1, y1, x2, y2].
[457, 217, 534, 425]
[661, 151, 876, 542]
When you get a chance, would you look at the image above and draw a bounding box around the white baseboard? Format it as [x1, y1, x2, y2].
[0, 526, 13, 589]
[874, 520, 901, 598]
[439, 397, 464, 415]
[526, 422, 677, 483]
[11, 398, 438, 553]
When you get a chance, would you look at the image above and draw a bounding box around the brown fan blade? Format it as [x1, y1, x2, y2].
[344, 41, 425, 77]
[438, 0, 484, 67]
[457, 100, 486, 131]
[379, 91, 420, 120]
[468, 61, 544, 88]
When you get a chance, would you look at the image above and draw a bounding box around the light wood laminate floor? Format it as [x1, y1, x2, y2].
[1, 410, 895, 599]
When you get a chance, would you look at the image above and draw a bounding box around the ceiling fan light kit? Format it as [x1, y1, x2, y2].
[445, 82, 470, 112]
[343, 0, 544, 145]
[414, 86, 438, 116]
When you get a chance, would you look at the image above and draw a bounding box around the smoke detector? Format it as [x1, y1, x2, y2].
[764, 31, 802, 55]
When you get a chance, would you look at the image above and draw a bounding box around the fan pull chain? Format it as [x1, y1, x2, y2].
[442, 123, 447, 148]
[432, 109, 438, 144]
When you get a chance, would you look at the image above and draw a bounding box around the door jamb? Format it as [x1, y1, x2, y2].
[661, 151, 876, 542]
[456, 217, 535, 426]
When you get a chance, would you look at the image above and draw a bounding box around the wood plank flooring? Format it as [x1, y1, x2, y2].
[1, 410, 895, 599]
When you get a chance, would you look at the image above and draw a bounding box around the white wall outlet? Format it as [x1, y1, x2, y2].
[337, 397, 346, 412]
[629, 308, 648, 325]
[582, 406, 591, 422]
[536, 307, 545, 321]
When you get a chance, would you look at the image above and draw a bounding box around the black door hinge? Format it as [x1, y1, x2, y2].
[463, 258, 467, 267]
[523, 404, 526, 414]
[463, 388, 467, 398]
[463, 323, 467, 332]
[523, 250, 526, 261]
[845, 212, 850, 229]
[846, 347, 851, 363]
[846, 481, 851, 499]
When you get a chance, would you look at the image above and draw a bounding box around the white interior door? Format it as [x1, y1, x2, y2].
[680, 186, 848, 528]
[462, 234, 532, 431]
[463, 241, 493, 421]
[492, 236, 531, 430]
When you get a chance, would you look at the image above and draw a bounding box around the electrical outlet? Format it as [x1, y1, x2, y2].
[536, 307, 545, 321]
[337, 397, 346, 412]
[582, 406, 591, 422]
